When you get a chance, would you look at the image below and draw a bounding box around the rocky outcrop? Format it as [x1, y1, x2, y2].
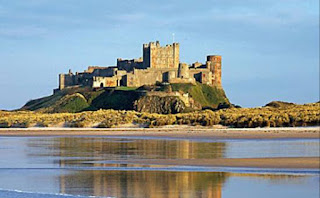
[134, 96, 186, 114]
[265, 101, 296, 108]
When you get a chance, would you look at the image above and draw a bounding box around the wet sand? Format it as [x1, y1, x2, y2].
[0, 126, 319, 139]
[106, 157, 320, 169]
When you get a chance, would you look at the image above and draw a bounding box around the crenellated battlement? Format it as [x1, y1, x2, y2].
[143, 41, 179, 49]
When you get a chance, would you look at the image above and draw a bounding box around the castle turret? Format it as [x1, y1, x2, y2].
[59, 74, 65, 90]
[178, 63, 190, 79]
[207, 55, 222, 87]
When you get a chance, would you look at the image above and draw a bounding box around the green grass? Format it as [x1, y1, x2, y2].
[81, 89, 104, 104]
[23, 94, 63, 111]
[52, 94, 89, 113]
[170, 83, 193, 93]
[91, 90, 141, 110]
[22, 87, 92, 111]
[171, 83, 229, 108]
[115, 86, 138, 91]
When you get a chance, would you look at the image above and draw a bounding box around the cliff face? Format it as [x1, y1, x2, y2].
[21, 83, 230, 114]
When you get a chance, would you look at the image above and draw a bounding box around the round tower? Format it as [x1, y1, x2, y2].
[207, 55, 222, 87]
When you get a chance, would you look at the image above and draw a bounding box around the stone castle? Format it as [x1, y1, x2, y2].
[57, 41, 222, 91]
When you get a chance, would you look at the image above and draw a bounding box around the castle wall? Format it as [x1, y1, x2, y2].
[93, 76, 117, 88]
[117, 58, 144, 72]
[124, 73, 135, 87]
[75, 73, 93, 87]
[200, 71, 213, 85]
[169, 78, 195, 84]
[192, 62, 203, 68]
[85, 66, 108, 73]
[124, 68, 179, 87]
[132, 68, 164, 86]
[59, 74, 75, 90]
[189, 68, 212, 85]
[92, 67, 117, 77]
[115, 70, 127, 77]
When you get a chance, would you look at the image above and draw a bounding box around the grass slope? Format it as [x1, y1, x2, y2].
[89, 90, 141, 110]
[21, 87, 141, 113]
[171, 83, 230, 108]
[48, 93, 90, 113]
[22, 87, 100, 113]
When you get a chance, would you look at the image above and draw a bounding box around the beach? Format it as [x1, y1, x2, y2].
[0, 126, 319, 139]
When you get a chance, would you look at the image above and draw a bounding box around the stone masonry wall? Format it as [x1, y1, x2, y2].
[117, 58, 144, 72]
[92, 76, 117, 88]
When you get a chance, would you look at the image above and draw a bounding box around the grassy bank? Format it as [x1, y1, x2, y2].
[1, 102, 319, 128]
[21, 83, 230, 113]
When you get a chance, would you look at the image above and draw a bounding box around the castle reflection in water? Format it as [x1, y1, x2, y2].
[25, 137, 304, 198]
[59, 169, 225, 198]
[55, 137, 225, 198]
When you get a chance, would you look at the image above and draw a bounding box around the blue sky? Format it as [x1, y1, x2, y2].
[0, 0, 319, 110]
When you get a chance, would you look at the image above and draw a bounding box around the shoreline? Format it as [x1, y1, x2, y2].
[0, 126, 319, 139]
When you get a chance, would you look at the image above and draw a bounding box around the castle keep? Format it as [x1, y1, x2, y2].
[57, 41, 222, 91]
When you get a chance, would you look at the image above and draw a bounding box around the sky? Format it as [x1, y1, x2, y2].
[0, 0, 319, 110]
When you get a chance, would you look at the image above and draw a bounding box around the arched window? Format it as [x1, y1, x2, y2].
[100, 83, 104, 88]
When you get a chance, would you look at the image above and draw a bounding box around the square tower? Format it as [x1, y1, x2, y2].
[143, 41, 179, 69]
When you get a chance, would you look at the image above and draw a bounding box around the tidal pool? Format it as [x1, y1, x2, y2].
[0, 136, 318, 198]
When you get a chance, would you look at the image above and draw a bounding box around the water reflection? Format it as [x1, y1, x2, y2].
[57, 169, 310, 198]
[27, 137, 320, 163]
[0, 137, 318, 197]
[60, 170, 226, 198]
[26, 137, 227, 168]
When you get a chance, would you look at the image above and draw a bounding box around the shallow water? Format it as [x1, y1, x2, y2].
[0, 136, 319, 198]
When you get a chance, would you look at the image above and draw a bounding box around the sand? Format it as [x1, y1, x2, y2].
[0, 126, 319, 139]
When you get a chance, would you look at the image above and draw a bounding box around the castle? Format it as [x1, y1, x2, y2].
[57, 41, 222, 91]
